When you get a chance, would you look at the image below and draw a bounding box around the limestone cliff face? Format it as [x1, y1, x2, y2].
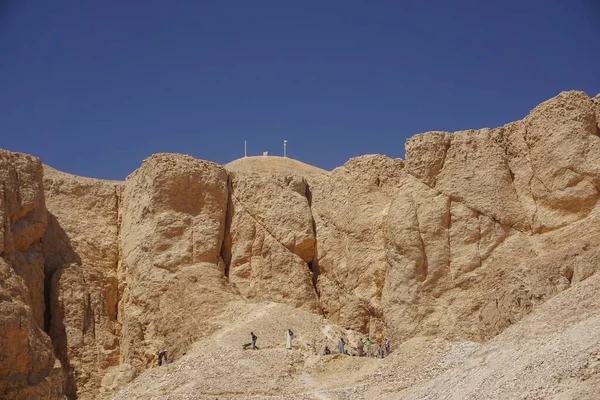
[2, 90, 600, 399]
[308, 155, 405, 335]
[385, 90, 600, 342]
[42, 166, 122, 399]
[119, 154, 238, 372]
[222, 172, 320, 312]
[0, 150, 63, 399]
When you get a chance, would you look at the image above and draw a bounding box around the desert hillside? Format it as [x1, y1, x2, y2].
[1, 90, 600, 399]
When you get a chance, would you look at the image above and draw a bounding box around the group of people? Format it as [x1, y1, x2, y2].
[325, 337, 391, 358]
[160, 330, 391, 366]
[242, 329, 391, 359]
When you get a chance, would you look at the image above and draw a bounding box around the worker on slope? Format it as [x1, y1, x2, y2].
[365, 338, 373, 357]
[377, 344, 384, 359]
[158, 349, 168, 366]
[356, 338, 364, 357]
[243, 332, 258, 350]
[385, 337, 391, 356]
[286, 329, 294, 350]
[251, 331, 258, 349]
[338, 338, 345, 354]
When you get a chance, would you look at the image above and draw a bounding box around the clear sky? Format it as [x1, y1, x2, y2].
[1, 1, 599, 180]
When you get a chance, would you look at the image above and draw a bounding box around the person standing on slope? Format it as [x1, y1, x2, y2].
[356, 338, 364, 357]
[338, 338, 345, 354]
[286, 329, 294, 349]
[385, 337, 391, 356]
[158, 349, 168, 366]
[377, 344, 384, 359]
[365, 338, 373, 357]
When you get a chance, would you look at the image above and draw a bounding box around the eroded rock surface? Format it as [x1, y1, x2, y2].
[0, 150, 62, 399]
[308, 155, 404, 335]
[42, 166, 122, 399]
[223, 172, 320, 312]
[119, 154, 238, 372]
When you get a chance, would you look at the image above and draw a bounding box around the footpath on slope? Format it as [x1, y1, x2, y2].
[112, 301, 479, 400]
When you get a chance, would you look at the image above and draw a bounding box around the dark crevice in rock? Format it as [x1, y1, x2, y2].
[43, 271, 53, 333]
[41, 210, 81, 399]
[410, 193, 428, 282]
[47, 266, 77, 400]
[304, 183, 321, 300]
[307, 260, 320, 297]
[220, 174, 233, 279]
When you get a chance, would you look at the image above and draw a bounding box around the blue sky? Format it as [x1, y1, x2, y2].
[1, 1, 599, 180]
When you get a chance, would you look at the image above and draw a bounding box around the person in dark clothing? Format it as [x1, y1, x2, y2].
[158, 349, 168, 366]
[323, 345, 331, 355]
[377, 344, 384, 359]
[243, 332, 259, 350]
[385, 338, 391, 356]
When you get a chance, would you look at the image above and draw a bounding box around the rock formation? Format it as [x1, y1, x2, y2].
[0, 150, 62, 399]
[222, 172, 320, 312]
[118, 154, 238, 373]
[1, 90, 600, 399]
[42, 166, 122, 399]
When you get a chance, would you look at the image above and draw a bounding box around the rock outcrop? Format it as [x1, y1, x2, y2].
[119, 154, 238, 372]
[2, 90, 600, 399]
[0, 150, 63, 399]
[223, 172, 320, 312]
[42, 166, 122, 399]
[308, 155, 405, 335]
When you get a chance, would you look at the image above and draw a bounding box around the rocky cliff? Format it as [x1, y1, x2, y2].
[1, 90, 599, 399]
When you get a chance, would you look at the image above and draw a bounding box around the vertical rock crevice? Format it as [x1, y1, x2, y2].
[411, 194, 428, 282]
[220, 173, 233, 279]
[304, 182, 321, 299]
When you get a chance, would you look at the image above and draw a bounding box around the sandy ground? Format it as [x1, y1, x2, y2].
[113, 273, 600, 400]
[111, 301, 479, 400]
